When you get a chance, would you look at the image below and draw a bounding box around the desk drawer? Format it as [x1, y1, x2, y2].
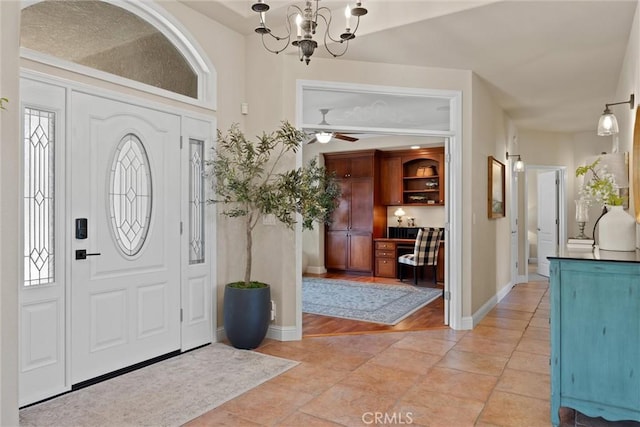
[375, 250, 395, 258]
[375, 258, 396, 278]
[375, 241, 396, 250]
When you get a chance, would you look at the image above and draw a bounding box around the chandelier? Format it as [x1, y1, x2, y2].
[251, 0, 368, 65]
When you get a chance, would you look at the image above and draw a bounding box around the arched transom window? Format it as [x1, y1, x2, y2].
[21, 0, 202, 100]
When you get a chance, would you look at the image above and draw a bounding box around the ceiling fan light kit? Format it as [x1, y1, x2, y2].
[307, 108, 359, 144]
[251, 0, 367, 65]
[315, 132, 332, 143]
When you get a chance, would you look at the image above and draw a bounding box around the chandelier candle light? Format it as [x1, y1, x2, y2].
[252, 0, 368, 65]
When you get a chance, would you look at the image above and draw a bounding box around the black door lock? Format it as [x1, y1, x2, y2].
[75, 218, 88, 239]
[75, 249, 101, 260]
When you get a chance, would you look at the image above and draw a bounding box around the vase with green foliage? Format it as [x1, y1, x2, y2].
[575, 157, 624, 207]
[206, 121, 340, 348]
[576, 156, 635, 250]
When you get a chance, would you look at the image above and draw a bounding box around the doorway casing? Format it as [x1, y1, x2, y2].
[294, 80, 464, 336]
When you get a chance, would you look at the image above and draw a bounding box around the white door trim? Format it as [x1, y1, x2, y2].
[295, 80, 464, 334]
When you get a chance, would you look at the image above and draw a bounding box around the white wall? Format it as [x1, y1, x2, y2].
[613, 0, 640, 245]
[470, 73, 512, 314]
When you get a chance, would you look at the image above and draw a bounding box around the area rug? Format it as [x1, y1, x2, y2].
[19, 343, 298, 427]
[303, 277, 441, 325]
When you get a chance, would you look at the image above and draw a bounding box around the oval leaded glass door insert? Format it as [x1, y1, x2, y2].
[109, 133, 152, 256]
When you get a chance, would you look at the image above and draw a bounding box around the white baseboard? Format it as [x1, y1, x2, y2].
[460, 316, 474, 330]
[266, 325, 300, 341]
[468, 280, 515, 328]
[305, 265, 327, 274]
[528, 257, 538, 264]
[216, 325, 301, 344]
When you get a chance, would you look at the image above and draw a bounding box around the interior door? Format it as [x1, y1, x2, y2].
[70, 92, 181, 384]
[537, 170, 559, 277]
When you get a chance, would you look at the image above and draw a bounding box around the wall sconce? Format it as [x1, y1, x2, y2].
[394, 207, 405, 226]
[597, 94, 635, 136]
[506, 152, 525, 173]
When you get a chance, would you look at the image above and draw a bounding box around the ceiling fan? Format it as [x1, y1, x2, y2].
[307, 108, 359, 144]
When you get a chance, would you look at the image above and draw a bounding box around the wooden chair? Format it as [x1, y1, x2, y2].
[398, 227, 443, 285]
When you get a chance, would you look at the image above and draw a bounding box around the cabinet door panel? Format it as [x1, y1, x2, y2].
[325, 231, 348, 270]
[349, 156, 374, 178]
[348, 233, 373, 272]
[328, 180, 351, 231]
[559, 268, 640, 410]
[350, 179, 373, 232]
[325, 158, 350, 179]
[380, 157, 402, 205]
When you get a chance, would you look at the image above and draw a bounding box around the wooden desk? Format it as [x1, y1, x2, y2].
[374, 238, 444, 282]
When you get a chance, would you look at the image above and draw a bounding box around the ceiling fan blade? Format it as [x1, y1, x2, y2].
[306, 136, 318, 144]
[335, 133, 358, 142]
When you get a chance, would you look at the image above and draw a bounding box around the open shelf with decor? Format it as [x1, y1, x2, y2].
[402, 155, 444, 205]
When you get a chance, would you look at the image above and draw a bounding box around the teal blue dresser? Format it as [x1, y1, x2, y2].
[549, 249, 640, 427]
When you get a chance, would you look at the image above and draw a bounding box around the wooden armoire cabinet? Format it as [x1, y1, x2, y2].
[324, 150, 385, 274]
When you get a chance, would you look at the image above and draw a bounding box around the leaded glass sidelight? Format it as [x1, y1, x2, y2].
[109, 134, 152, 257]
[24, 108, 55, 286]
[189, 138, 205, 264]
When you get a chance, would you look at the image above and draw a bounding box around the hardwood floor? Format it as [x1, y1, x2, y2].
[303, 272, 446, 337]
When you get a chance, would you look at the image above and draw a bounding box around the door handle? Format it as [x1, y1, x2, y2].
[75, 249, 101, 260]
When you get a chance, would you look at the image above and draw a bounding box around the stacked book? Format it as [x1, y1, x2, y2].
[567, 238, 594, 249]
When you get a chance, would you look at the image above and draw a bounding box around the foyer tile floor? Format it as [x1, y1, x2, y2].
[185, 279, 640, 427]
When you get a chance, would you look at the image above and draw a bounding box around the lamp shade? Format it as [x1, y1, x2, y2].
[513, 158, 525, 173]
[315, 132, 332, 143]
[597, 111, 619, 136]
[394, 208, 405, 217]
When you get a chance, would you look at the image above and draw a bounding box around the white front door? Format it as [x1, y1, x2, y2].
[537, 170, 558, 277]
[70, 93, 181, 384]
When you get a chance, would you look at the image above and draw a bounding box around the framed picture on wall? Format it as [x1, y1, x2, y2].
[488, 156, 505, 219]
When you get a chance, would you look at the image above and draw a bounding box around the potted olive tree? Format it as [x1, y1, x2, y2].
[206, 121, 339, 349]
